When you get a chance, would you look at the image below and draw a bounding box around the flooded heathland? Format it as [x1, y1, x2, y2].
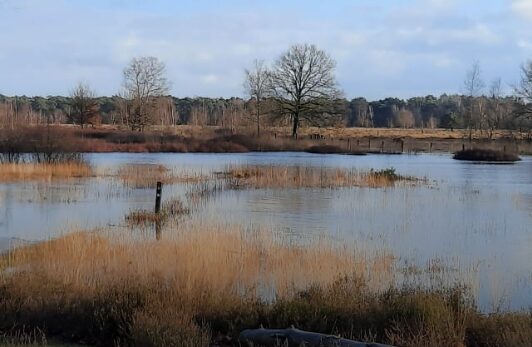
[1, 152, 530, 313]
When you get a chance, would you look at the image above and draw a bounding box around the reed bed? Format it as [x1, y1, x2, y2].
[116, 164, 208, 189]
[221, 165, 416, 189]
[0, 226, 393, 346]
[3, 227, 388, 301]
[125, 199, 190, 226]
[1, 226, 531, 346]
[0, 162, 93, 182]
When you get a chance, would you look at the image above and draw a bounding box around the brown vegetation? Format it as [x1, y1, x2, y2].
[1, 228, 531, 346]
[453, 149, 521, 162]
[2, 125, 531, 156]
[222, 165, 416, 189]
[125, 199, 189, 226]
[0, 162, 93, 182]
[306, 144, 365, 155]
[0, 227, 388, 346]
[116, 164, 207, 189]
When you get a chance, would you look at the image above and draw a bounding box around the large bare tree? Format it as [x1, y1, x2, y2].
[268, 44, 343, 137]
[69, 82, 99, 128]
[515, 60, 532, 121]
[123, 56, 170, 131]
[244, 59, 269, 136]
[463, 61, 485, 140]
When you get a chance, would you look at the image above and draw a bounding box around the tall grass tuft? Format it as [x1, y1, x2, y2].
[0, 161, 93, 182]
[117, 164, 207, 189]
[222, 165, 416, 189]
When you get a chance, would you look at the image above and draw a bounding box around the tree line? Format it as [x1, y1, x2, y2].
[0, 44, 531, 137]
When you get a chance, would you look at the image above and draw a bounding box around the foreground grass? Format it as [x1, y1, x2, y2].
[0, 162, 93, 182]
[1, 228, 531, 347]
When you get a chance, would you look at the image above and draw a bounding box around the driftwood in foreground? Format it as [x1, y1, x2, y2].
[239, 327, 394, 347]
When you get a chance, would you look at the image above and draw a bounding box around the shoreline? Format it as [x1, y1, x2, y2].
[2, 125, 531, 155]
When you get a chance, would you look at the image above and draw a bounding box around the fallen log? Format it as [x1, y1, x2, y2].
[239, 327, 394, 347]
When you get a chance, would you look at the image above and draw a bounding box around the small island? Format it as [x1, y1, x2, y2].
[453, 149, 521, 162]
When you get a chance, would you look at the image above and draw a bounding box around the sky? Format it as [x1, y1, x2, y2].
[0, 0, 531, 100]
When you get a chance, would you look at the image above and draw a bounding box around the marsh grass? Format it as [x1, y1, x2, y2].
[0, 328, 47, 346]
[125, 199, 190, 227]
[0, 161, 93, 182]
[0, 227, 393, 346]
[116, 164, 207, 189]
[1, 227, 531, 346]
[221, 165, 417, 189]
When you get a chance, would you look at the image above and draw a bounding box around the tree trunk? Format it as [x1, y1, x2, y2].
[292, 112, 299, 138]
[256, 102, 261, 137]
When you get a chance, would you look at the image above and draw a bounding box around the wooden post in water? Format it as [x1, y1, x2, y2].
[429, 142, 433, 153]
[401, 140, 404, 153]
[347, 138, 351, 151]
[381, 140, 384, 153]
[155, 182, 162, 214]
[462, 143, 465, 151]
[155, 182, 162, 240]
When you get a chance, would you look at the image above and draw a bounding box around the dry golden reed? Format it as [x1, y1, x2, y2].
[223, 165, 413, 189]
[116, 163, 207, 188]
[3, 226, 393, 300]
[0, 162, 93, 182]
[3, 227, 531, 346]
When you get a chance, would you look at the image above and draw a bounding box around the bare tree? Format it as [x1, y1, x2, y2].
[396, 109, 415, 128]
[69, 82, 100, 128]
[244, 59, 269, 136]
[123, 56, 170, 131]
[514, 60, 532, 121]
[268, 44, 343, 137]
[485, 78, 505, 138]
[463, 61, 485, 140]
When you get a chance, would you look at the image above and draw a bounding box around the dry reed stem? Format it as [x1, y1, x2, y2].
[3, 227, 394, 301]
[116, 164, 208, 188]
[223, 165, 416, 189]
[0, 162, 93, 182]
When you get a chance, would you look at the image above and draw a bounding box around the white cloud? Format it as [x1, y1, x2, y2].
[517, 39, 532, 48]
[201, 74, 219, 85]
[341, 33, 366, 47]
[433, 56, 457, 68]
[435, 24, 500, 45]
[511, 0, 532, 19]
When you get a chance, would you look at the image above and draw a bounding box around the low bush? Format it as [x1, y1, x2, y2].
[305, 144, 366, 155]
[453, 149, 521, 162]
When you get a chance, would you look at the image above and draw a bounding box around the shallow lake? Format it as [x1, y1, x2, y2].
[1, 152, 531, 312]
